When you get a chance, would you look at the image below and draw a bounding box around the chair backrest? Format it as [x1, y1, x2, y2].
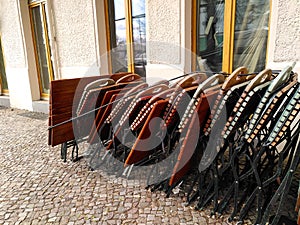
[163, 86, 199, 131]
[88, 92, 125, 145]
[109, 72, 132, 82]
[204, 80, 251, 136]
[222, 67, 254, 92]
[130, 88, 176, 131]
[160, 73, 208, 126]
[106, 82, 148, 124]
[245, 73, 298, 143]
[92, 87, 131, 130]
[124, 77, 208, 166]
[202, 67, 255, 136]
[170, 73, 207, 89]
[76, 79, 145, 138]
[117, 84, 169, 127]
[76, 78, 115, 115]
[177, 74, 225, 132]
[168, 85, 225, 187]
[222, 69, 274, 140]
[125, 99, 170, 166]
[243, 68, 273, 93]
[265, 85, 300, 147]
[115, 74, 142, 84]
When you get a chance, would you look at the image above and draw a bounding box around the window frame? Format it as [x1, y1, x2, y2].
[104, 0, 145, 74]
[28, 0, 54, 99]
[192, 0, 271, 73]
[0, 34, 9, 95]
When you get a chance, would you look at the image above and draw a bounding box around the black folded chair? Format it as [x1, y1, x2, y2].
[216, 68, 298, 220]
[51, 65, 300, 224]
[214, 67, 298, 224]
[122, 73, 207, 179]
[194, 69, 255, 208]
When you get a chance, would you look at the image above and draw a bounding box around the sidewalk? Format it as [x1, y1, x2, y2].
[0, 106, 234, 225]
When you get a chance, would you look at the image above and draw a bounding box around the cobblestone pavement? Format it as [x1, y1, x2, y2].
[0, 108, 234, 224]
[0, 106, 257, 225]
[0, 108, 237, 224]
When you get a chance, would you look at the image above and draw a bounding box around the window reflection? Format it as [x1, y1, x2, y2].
[195, 0, 270, 73]
[108, 0, 127, 73]
[30, 2, 53, 97]
[107, 0, 146, 76]
[196, 0, 224, 72]
[233, 0, 270, 72]
[132, 1, 146, 77]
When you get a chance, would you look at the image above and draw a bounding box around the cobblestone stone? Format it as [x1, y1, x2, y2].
[0, 107, 235, 224]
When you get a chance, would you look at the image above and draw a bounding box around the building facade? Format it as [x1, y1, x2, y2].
[0, 0, 299, 112]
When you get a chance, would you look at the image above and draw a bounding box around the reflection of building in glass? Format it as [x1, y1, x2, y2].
[195, 0, 270, 73]
[196, 0, 225, 72]
[107, 0, 147, 76]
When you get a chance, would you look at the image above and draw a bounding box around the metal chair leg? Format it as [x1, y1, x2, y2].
[61, 142, 67, 162]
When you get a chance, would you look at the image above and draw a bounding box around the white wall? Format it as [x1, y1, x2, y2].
[267, 0, 300, 74]
[145, 0, 193, 79]
[51, 0, 101, 79]
[94, 0, 110, 75]
[0, 0, 25, 67]
[0, 0, 39, 110]
[0, 0, 108, 111]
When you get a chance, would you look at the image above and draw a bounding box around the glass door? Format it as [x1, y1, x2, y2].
[29, 1, 53, 98]
[233, 0, 270, 72]
[193, 0, 225, 72]
[193, 0, 270, 73]
[0, 37, 8, 94]
[106, 0, 146, 77]
[131, 1, 146, 77]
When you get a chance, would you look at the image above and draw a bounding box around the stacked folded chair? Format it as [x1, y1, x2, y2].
[49, 72, 142, 161]
[48, 65, 300, 224]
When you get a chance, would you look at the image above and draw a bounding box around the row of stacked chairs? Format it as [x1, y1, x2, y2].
[48, 66, 300, 224]
[49, 72, 142, 159]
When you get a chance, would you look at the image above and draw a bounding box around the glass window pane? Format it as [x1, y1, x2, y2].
[114, 0, 125, 20]
[0, 38, 8, 91]
[196, 0, 224, 72]
[108, 0, 128, 73]
[31, 5, 51, 94]
[233, 0, 270, 72]
[132, 0, 145, 17]
[108, 0, 146, 76]
[132, 0, 146, 77]
[114, 19, 128, 72]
